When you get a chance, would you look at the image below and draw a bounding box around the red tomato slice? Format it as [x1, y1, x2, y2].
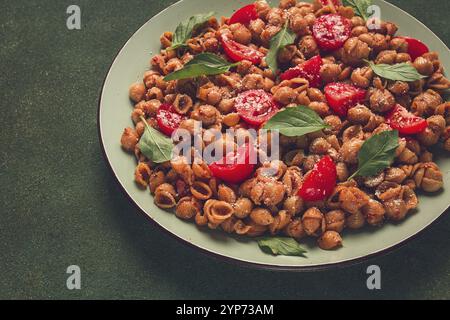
[229, 4, 259, 25]
[220, 36, 264, 65]
[298, 156, 337, 202]
[209, 144, 256, 184]
[319, 0, 341, 6]
[386, 104, 428, 135]
[397, 36, 430, 61]
[324, 82, 366, 117]
[235, 89, 280, 126]
[312, 14, 351, 51]
[156, 104, 187, 136]
[280, 55, 323, 87]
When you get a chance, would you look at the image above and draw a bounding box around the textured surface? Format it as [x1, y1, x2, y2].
[0, 0, 449, 299]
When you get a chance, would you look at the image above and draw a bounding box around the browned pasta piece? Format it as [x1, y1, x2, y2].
[129, 83, 146, 103]
[413, 162, 443, 192]
[250, 208, 275, 226]
[205, 200, 234, 226]
[339, 187, 370, 214]
[246, 220, 269, 237]
[302, 207, 325, 237]
[176, 197, 202, 220]
[192, 161, 212, 180]
[173, 94, 193, 114]
[362, 199, 386, 226]
[221, 216, 239, 234]
[149, 170, 165, 195]
[135, 163, 152, 189]
[318, 231, 343, 250]
[234, 219, 252, 235]
[190, 181, 213, 200]
[284, 218, 306, 240]
[195, 211, 208, 227]
[346, 211, 366, 229]
[154, 183, 177, 209]
[269, 210, 291, 235]
[217, 184, 237, 204]
[171, 156, 194, 185]
[233, 198, 253, 219]
[120, 128, 139, 153]
[324, 210, 346, 233]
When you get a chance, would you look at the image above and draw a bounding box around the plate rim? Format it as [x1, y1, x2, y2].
[97, 0, 450, 272]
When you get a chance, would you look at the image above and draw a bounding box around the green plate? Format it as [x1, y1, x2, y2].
[99, 0, 450, 270]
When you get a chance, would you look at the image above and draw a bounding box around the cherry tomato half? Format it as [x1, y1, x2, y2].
[235, 89, 280, 126]
[209, 143, 256, 184]
[229, 4, 259, 25]
[324, 82, 367, 117]
[312, 14, 351, 51]
[280, 55, 323, 87]
[397, 36, 429, 61]
[220, 35, 265, 65]
[156, 104, 187, 136]
[298, 156, 337, 202]
[386, 104, 428, 135]
[318, 0, 341, 6]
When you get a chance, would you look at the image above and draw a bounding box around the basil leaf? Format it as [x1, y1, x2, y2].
[263, 105, 330, 137]
[170, 12, 215, 50]
[138, 116, 173, 163]
[342, 0, 372, 21]
[164, 64, 229, 81]
[185, 53, 238, 68]
[266, 20, 297, 73]
[258, 237, 307, 257]
[367, 60, 426, 82]
[349, 130, 399, 180]
[164, 53, 238, 81]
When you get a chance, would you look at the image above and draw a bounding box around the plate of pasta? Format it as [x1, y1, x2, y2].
[99, 0, 450, 270]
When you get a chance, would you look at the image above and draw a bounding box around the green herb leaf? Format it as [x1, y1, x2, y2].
[263, 105, 330, 137]
[138, 116, 173, 163]
[170, 12, 215, 50]
[164, 53, 238, 81]
[349, 130, 399, 180]
[184, 53, 238, 68]
[266, 20, 297, 73]
[342, 0, 372, 21]
[258, 237, 307, 257]
[366, 60, 426, 82]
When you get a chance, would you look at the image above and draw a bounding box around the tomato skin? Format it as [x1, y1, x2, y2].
[229, 4, 258, 25]
[312, 14, 351, 51]
[220, 36, 264, 65]
[235, 89, 280, 126]
[298, 156, 337, 202]
[280, 55, 323, 87]
[324, 82, 367, 117]
[279, 68, 301, 82]
[397, 36, 429, 61]
[209, 144, 256, 184]
[318, 0, 341, 6]
[386, 104, 428, 135]
[156, 104, 187, 136]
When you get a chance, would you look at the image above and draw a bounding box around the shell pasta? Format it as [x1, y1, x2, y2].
[120, 0, 449, 252]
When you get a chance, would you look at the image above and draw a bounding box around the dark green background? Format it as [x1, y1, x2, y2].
[1, 0, 449, 300]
